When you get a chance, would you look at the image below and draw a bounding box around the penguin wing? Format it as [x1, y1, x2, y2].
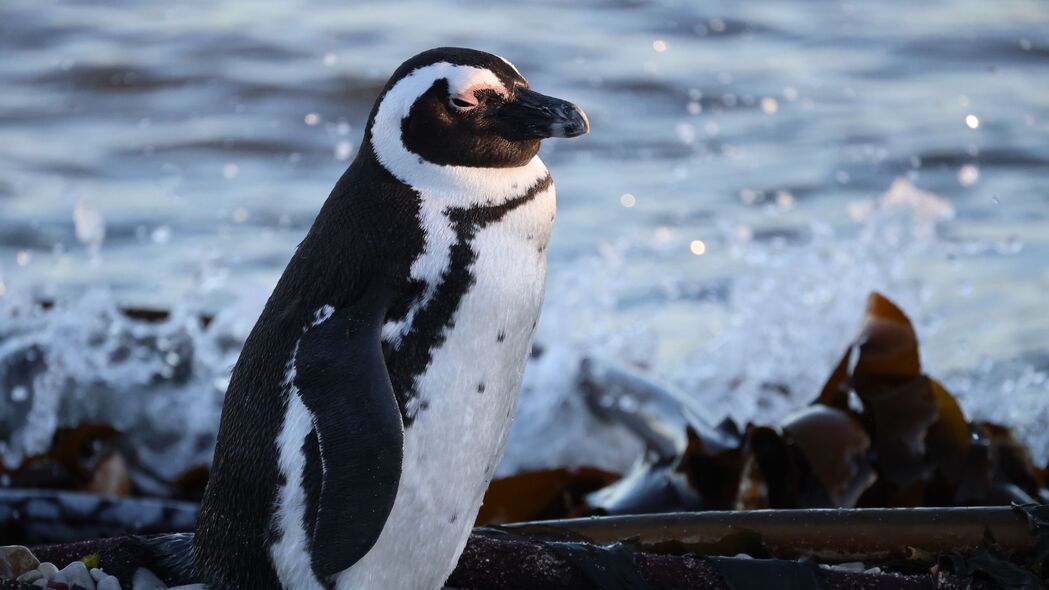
[293, 294, 404, 579]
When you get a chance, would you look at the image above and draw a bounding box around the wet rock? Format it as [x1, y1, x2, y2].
[88, 570, 104, 583]
[0, 546, 40, 579]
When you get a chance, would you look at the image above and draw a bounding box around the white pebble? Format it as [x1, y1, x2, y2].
[17, 570, 43, 583]
[132, 567, 168, 590]
[37, 562, 59, 579]
[91, 568, 107, 582]
[32, 579, 47, 588]
[97, 575, 123, 590]
[58, 560, 96, 589]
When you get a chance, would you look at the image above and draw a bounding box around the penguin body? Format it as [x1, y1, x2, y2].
[188, 48, 588, 589]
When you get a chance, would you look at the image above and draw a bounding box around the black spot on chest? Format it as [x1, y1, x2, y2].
[386, 175, 552, 426]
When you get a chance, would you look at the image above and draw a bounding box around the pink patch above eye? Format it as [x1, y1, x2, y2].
[451, 83, 507, 109]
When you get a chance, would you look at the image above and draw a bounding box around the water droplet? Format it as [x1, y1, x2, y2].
[617, 394, 639, 413]
[151, 225, 172, 244]
[739, 188, 760, 205]
[958, 164, 980, 187]
[222, 163, 239, 179]
[619, 193, 636, 208]
[690, 240, 707, 256]
[11, 386, 27, 402]
[304, 113, 321, 126]
[334, 141, 354, 161]
[652, 39, 668, 52]
[675, 122, 696, 145]
[965, 114, 980, 129]
[760, 97, 779, 114]
[73, 200, 106, 250]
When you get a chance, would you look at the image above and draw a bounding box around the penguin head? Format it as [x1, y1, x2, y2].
[366, 47, 589, 171]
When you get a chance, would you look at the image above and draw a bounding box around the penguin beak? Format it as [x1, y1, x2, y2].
[497, 88, 590, 140]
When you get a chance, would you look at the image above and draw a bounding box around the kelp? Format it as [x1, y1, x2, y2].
[479, 292, 1048, 522]
[448, 526, 992, 590]
[501, 506, 1039, 565]
[0, 424, 205, 502]
[476, 467, 619, 524]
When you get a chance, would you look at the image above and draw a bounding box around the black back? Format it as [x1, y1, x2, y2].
[192, 142, 423, 588]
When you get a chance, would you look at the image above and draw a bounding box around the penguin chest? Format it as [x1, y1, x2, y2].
[403, 184, 555, 467]
[397, 181, 555, 493]
[342, 182, 554, 589]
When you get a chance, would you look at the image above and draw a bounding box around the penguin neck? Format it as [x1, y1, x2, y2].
[368, 124, 548, 209]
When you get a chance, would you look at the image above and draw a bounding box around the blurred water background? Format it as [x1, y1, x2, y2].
[1, 0, 1047, 475]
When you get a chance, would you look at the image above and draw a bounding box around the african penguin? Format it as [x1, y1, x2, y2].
[162, 48, 588, 589]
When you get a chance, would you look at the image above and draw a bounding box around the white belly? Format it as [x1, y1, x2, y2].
[336, 185, 555, 589]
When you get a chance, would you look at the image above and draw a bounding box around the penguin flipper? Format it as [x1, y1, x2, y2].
[293, 297, 404, 580]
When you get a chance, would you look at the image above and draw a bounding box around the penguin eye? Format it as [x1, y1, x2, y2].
[449, 97, 477, 111]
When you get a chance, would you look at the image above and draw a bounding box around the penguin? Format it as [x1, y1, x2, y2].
[165, 47, 589, 589]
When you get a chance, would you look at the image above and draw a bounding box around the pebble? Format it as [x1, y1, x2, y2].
[0, 545, 41, 579]
[55, 561, 95, 590]
[38, 562, 60, 579]
[131, 568, 167, 590]
[17, 570, 43, 583]
[96, 575, 122, 590]
[32, 580, 47, 588]
[90, 568, 106, 583]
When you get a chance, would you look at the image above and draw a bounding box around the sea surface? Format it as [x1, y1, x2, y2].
[1, 0, 1047, 472]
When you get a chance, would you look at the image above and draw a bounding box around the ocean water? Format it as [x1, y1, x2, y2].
[1, 0, 1047, 474]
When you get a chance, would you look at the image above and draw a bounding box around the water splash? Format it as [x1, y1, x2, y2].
[0, 287, 265, 477]
[509, 178, 1047, 472]
[2, 179, 1046, 479]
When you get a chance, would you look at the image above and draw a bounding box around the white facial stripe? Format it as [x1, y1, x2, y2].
[370, 62, 548, 206]
[497, 55, 523, 78]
